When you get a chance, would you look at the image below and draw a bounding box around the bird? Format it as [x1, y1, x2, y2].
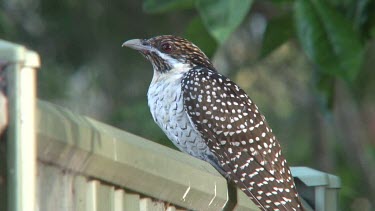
[122, 35, 304, 211]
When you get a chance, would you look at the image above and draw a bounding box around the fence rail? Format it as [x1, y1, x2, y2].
[37, 100, 257, 211]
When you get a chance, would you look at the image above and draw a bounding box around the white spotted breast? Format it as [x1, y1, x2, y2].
[147, 71, 218, 164]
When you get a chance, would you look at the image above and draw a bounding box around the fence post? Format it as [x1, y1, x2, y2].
[0, 40, 40, 211]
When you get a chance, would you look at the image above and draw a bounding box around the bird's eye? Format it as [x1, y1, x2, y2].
[161, 42, 173, 53]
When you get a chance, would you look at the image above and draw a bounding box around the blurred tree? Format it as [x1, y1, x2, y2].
[1, 0, 374, 210]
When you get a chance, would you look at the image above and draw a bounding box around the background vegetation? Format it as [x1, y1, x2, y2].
[1, 0, 374, 210]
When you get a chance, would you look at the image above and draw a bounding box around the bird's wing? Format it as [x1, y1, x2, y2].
[182, 67, 303, 211]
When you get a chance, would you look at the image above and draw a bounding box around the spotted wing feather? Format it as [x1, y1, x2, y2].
[182, 67, 303, 211]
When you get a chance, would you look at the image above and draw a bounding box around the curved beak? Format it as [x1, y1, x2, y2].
[122, 39, 153, 52]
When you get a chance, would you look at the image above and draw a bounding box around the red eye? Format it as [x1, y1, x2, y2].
[161, 42, 173, 53]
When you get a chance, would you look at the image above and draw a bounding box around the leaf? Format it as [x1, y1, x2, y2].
[196, 0, 253, 44]
[269, 0, 294, 4]
[316, 73, 335, 110]
[260, 14, 294, 58]
[371, 26, 375, 38]
[143, 0, 195, 14]
[352, 0, 371, 29]
[184, 16, 218, 58]
[363, 1, 375, 38]
[294, 0, 364, 82]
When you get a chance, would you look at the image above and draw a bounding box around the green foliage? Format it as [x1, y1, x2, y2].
[143, 0, 253, 44]
[185, 16, 217, 58]
[372, 26, 375, 38]
[195, 0, 253, 44]
[142, 0, 372, 110]
[363, 1, 375, 38]
[293, 0, 364, 108]
[143, 0, 371, 88]
[294, 0, 363, 82]
[261, 13, 294, 58]
[143, 0, 195, 13]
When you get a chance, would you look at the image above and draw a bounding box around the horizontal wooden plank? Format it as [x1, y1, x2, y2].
[36, 100, 260, 210]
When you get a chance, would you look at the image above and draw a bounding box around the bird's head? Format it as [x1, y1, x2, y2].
[122, 35, 215, 74]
